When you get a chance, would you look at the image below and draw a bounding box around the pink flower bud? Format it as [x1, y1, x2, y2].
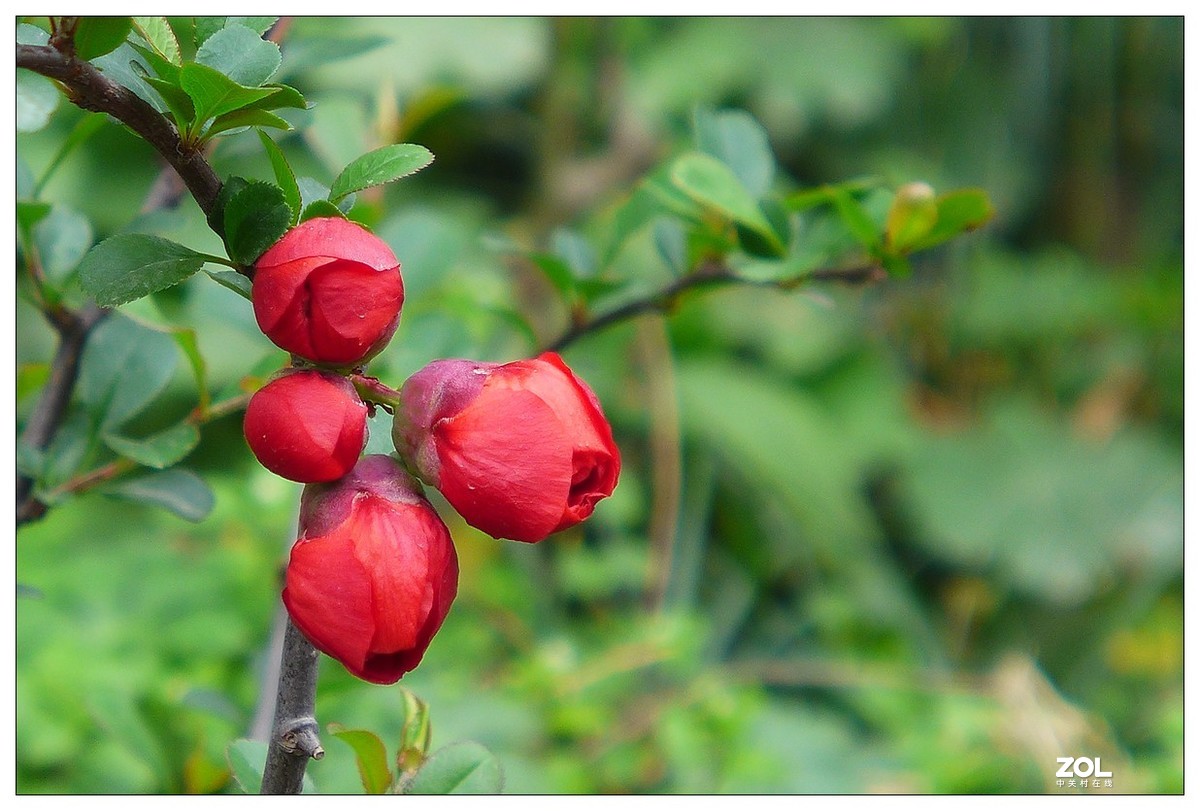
[394, 352, 620, 543]
[243, 369, 367, 483]
[284, 455, 458, 684]
[252, 218, 404, 365]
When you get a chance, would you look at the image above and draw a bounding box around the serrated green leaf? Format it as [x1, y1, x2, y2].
[101, 468, 214, 522]
[300, 200, 345, 222]
[329, 144, 434, 203]
[34, 206, 94, 286]
[694, 106, 776, 199]
[222, 182, 291, 265]
[225, 739, 266, 794]
[77, 314, 178, 432]
[193, 17, 227, 47]
[828, 185, 883, 252]
[143, 76, 196, 128]
[73, 17, 133, 60]
[78, 234, 215, 307]
[258, 132, 302, 223]
[131, 16, 181, 64]
[203, 269, 253, 300]
[180, 63, 278, 132]
[129, 41, 180, 83]
[17, 69, 60, 133]
[92, 43, 166, 113]
[103, 423, 200, 469]
[195, 24, 282, 87]
[906, 188, 995, 252]
[329, 725, 392, 795]
[670, 152, 780, 250]
[407, 742, 503, 795]
[205, 108, 291, 138]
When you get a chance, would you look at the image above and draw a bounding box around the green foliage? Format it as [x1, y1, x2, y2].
[78, 234, 219, 306]
[17, 16, 1181, 796]
[72, 17, 133, 60]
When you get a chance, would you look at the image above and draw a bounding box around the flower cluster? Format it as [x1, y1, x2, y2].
[243, 218, 620, 683]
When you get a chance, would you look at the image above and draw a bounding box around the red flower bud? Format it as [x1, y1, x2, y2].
[243, 369, 367, 483]
[283, 455, 458, 684]
[394, 352, 620, 543]
[252, 218, 404, 365]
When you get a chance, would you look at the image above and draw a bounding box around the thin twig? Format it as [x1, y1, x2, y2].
[16, 303, 107, 526]
[544, 260, 885, 353]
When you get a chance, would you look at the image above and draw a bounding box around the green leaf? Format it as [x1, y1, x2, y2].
[203, 269, 253, 300]
[329, 725, 393, 795]
[258, 131, 302, 223]
[222, 182, 291, 266]
[406, 742, 503, 795]
[905, 188, 995, 252]
[16, 201, 53, 246]
[103, 423, 200, 469]
[17, 22, 50, 45]
[180, 63, 278, 131]
[101, 468, 215, 522]
[16, 440, 45, 480]
[34, 206, 94, 286]
[551, 228, 598, 279]
[527, 253, 577, 301]
[193, 17, 227, 47]
[225, 739, 266, 794]
[204, 108, 291, 138]
[397, 689, 432, 773]
[77, 314, 178, 431]
[73, 17, 133, 60]
[195, 24, 282, 87]
[300, 200, 346, 222]
[242, 82, 308, 111]
[669, 152, 780, 249]
[142, 76, 195, 128]
[16, 363, 50, 402]
[78, 234, 216, 307]
[653, 217, 689, 275]
[17, 70, 60, 133]
[131, 16, 181, 64]
[229, 17, 279, 37]
[736, 196, 792, 259]
[171, 327, 210, 414]
[884, 182, 938, 254]
[328, 144, 434, 203]
[40, 409, 93, 491]
[296, 176, 330, 210]
[828, 185, 882, 252]
[129, 41, 180, 83]
[694, 107, 775, 198]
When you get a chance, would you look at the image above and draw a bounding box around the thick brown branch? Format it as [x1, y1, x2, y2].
[16, 43, 223, 227]
[544, 261, 885, 353]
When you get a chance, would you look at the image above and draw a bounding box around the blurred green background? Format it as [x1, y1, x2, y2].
[16, 17, 1182, 793]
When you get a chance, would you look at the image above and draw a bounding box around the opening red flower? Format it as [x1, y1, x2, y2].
[394, 352, 621, 543]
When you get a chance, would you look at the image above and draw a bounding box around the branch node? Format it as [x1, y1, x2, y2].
[276, 716, 323, 760]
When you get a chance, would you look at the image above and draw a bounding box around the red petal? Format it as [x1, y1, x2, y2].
[307, 260, 403, 363]
[257, 217, 399, 272]
[283, 518, 376, 677]
[435, 387, 572, 542]
[251, 256, 329, 357]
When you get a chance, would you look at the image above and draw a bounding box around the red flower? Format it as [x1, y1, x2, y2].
[243, 369, 367, 483]
[283, 455, 458, 684]
[394, 352, 620, 543]
[252, 217, 404, 365]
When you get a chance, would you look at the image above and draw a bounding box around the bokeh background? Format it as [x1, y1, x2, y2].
[16, 17, 1183, 793]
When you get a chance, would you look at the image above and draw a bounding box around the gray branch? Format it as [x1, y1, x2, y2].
[260, 620, 324, 794]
